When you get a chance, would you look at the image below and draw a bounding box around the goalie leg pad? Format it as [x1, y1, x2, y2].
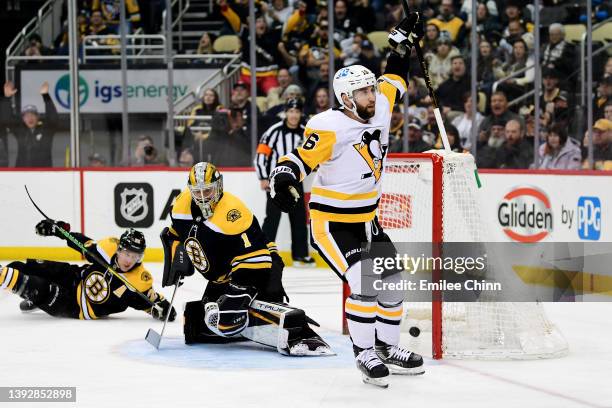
[243, 300, 334, 357]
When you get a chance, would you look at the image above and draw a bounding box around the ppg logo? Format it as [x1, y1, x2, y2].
[577, 196, 601, 241]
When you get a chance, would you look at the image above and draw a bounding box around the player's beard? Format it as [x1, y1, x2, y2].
[356, 103, 375, 120]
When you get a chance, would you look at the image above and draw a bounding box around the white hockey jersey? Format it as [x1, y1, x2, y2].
[278, 73, 407, 223]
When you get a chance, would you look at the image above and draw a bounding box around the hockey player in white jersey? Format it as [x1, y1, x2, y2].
[269, 13, 426, 387]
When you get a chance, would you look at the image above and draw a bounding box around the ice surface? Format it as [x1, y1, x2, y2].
[1, 264, 611, 408]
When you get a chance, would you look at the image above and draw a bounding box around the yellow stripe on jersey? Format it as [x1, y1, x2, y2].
[309, 209, 377, 223]
[346, 302, 377, 314]
[311, 187, 378, 201]
[378, 74, 407, 110]
[97, 237, 119, 263]
[311, 219, 349, 273]
[376, 305, 403, 317]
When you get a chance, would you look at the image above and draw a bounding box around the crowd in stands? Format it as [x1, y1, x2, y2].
[2, 0, 611, 170]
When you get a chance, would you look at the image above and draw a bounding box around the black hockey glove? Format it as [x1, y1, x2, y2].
[269, 165, 300, 212]
[35, 219, 70, 238]
[388, 12, 424, 57]
[151, 298, 176, 322]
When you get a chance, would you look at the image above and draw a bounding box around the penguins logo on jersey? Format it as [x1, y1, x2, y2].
[227, 209, 242, 222]
[353, 129, 387, 182]
[84, 272, 110, 303]
[185, 237, 210, 273]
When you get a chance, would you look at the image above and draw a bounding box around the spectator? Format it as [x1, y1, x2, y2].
[389, 104, 405, 149]
[261, 0, 293, 29]
[477, 39, 500, 94]
[428, 0, 466, 45]
[333, 0, 363, 43]
[23, 34, 54, 57]
[452, 92, 484, 150]
[305, 86, 331, 118]
[422, 23, 440, 54]
[437, 56, 470, 119]
[357, 40, 381, 77]
[298, 20, 341, 85]
[444, 123, 466, 152]
[340, 33, 368, 66]
[538, 123, 581, 170]
[266, 68, 294, 110]
[196, 32, 215, 54]
[425, 31, 460, 88]
[182, 88, 223, 148]
[178, 148, 195, 167]
[391, 119, 431, 153]
[307, 62, 330, 100]
[476, 117, 505, 168]
[228, 81, 258, 128]
[595, 76, 612, 120]
[498, 19, 533, 64]
[88, 153, 107, 167]
[88, 9, 115, 35]
[604, 101, 612, 121]
[91, 0, 140, 31]
[1, 81, 58, 167]
[496, 119, 533, 169]
[501, 1, 532, 31]
[542, 23, 576, 80]
[542, 90, 570, 129]
[264, 84, 304, 126]
[406, 77, 429, 106]
[219, 0, 282, 95]
[254, 98, 314, 267]
[465, 2, 503, 45]
[494, 39, 534, 102]
[478, 90, 522, 134]
[133, 135, 164, 166]
[582, 119, 612, 170]
[422, 104, 440, 145]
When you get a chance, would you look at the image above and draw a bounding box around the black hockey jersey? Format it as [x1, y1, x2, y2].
[69, 234, 163, 320]
[168, 189, 276, 287]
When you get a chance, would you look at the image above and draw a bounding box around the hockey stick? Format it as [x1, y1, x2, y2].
[145, 278, 181, 349]
[401, 0, 451, 152]
[24, 185, 163, 314]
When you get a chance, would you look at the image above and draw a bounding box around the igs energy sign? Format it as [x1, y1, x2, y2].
[19, 68, 215, 113]
[498, 186, 553, 243]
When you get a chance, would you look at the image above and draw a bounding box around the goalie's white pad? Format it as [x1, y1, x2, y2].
[241, 300, 335, 357]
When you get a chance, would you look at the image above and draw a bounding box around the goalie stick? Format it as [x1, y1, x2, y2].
[401, 0, 451, 152]
[145, 278, 181, 349]
[24, 185, 163, 315]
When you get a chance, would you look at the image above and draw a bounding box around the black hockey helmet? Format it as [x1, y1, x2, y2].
[119, 228, 146, 255]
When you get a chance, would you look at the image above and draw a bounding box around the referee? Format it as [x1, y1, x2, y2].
[254, 98, 315, 268]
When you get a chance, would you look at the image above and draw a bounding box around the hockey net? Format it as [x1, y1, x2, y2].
[350, 151, 568, 360]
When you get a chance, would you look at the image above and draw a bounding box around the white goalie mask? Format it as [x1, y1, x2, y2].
[187, 162, 223, 219]
[333, 65, 378, 120]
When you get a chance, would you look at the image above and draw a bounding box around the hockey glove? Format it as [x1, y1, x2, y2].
[35, 219, 70, 238]
[388, 12, 424, 57]
[151, 298, 177, 322]
[269, 165, 300, 212]
[204, 292, 253, 337]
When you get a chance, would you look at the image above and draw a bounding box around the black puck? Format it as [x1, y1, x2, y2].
[409, 326, 420, 337]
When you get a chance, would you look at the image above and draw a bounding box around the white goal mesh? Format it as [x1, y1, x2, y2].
[377, 151, 568, 360]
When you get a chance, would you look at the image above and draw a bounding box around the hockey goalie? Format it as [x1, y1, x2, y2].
[161, 161, 333, 357]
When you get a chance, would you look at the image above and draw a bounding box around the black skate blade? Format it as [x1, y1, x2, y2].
[145, 329, 162, 349]
[387, 364, 425, 375]
[362, 374, 389, 388]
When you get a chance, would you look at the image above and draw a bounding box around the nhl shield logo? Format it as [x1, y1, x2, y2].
[114, 183, 154, 228]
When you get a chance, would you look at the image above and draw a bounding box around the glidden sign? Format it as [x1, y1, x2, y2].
[498, 187, 553, 242]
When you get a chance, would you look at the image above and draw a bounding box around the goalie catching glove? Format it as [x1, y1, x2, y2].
[269, 165, 301, 212]
[35, 219, 70, 238]
[388, 12, 424, 57]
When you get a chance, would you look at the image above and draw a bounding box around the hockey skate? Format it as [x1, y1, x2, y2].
[355, 348, 390, 388]
[375, 340, 425, 375]
[292, 256, 316, 268]
[19, 300, 38, 313]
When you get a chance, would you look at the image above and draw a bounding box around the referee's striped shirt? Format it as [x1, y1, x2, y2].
[255, 120, 305, 180]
